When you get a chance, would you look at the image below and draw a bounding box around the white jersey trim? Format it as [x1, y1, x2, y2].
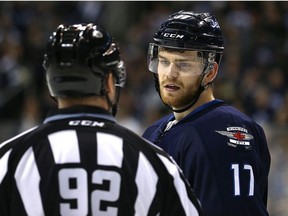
[0, 126, 38, 149]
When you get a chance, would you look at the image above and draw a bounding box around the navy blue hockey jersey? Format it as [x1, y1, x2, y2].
[143, 100, 271, 216]
[0, 106, 202, 216]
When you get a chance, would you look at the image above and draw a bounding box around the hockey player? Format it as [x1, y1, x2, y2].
[0, 23, 202, 216]
[143, 10, 270, 216]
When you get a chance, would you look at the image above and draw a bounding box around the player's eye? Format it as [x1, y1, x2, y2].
[177, 62, 192, 72]
[159, 58, 170, 67]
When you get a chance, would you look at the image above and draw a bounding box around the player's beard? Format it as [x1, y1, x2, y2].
[159, 75, 201, 109]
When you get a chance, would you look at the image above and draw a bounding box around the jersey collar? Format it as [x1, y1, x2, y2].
[168, 99, 225, 123]
[43, 105, 117, 124]
[187, 99, 224, 117]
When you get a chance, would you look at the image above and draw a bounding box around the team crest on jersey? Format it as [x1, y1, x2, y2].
[215, 127, 253, 149]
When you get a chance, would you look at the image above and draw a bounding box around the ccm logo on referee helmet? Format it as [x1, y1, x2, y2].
[69, 120, 105, 127]
[163, 33, 184, 39]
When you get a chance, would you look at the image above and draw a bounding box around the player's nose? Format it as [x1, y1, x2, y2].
[166, 63, 179, 77]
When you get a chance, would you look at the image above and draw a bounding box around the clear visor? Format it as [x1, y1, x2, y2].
[147, 43, 209, 77]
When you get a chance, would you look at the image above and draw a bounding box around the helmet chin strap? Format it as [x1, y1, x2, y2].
[102, 72, 121, 117]
[105, 86, 121, 116]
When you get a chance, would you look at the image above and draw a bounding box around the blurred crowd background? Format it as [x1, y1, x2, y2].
[0, 1, 287, 215]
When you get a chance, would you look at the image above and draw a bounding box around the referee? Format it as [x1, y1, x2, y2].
[0, 23, 202, 216]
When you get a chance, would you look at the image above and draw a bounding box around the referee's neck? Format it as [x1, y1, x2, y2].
[57, 96, 109, 110]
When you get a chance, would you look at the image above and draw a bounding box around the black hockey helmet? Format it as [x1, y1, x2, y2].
[43, 23, 126, 97]
[154, 10, 224, 51]
[148, 10, 224, 74]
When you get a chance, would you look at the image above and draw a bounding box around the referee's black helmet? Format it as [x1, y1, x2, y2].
[43, 23, 126, 97]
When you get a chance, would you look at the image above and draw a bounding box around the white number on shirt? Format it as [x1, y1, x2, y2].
[231, 163, 254, 196]
[58, 168, 121, 216]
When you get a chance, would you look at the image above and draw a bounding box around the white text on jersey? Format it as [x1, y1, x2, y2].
[69, 120, 105, 127]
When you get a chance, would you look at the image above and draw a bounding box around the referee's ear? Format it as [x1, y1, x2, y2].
[105, 72, 116, 95]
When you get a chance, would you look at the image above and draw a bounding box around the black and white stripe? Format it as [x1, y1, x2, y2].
[0, 111, 202, 216]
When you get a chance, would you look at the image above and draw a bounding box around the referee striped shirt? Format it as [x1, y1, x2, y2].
[0, 106, 202, 216]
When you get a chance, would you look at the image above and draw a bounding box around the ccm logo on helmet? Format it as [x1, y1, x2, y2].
[163, 33, 184, 39]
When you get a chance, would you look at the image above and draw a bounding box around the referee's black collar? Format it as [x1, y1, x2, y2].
[43, 105, 116, 124]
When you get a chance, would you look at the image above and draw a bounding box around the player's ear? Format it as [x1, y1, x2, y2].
[205, 62, 218, 84]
